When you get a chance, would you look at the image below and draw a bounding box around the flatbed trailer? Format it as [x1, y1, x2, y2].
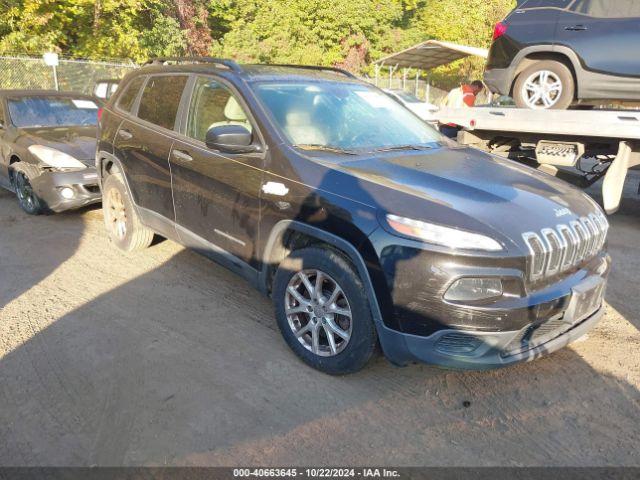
[435, 107, 640, 214]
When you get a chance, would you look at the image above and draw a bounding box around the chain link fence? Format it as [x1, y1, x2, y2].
[0, 56, 137, 94]
[1, 55, 455, 105]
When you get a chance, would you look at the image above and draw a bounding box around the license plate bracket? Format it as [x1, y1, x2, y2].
[566, 275, 605, 324]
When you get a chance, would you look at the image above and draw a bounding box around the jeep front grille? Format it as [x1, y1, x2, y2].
[523, 212, 608, 282]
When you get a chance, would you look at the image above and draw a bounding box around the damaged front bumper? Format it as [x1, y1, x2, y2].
[30, 167, 101, 212]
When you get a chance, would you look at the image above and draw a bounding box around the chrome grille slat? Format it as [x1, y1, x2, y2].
[523, 212, 608, 282]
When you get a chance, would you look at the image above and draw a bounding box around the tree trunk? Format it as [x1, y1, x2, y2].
[173, 0, 212, 56]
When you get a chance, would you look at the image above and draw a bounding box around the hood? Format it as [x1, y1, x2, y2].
[333, 146, 601, 252]
[17, 125, 98, 166]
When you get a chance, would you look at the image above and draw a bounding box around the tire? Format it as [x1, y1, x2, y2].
[513, 60, 575, 110]
[11, 162, 45, 215]
[273, 246, 377, 375]
[102, 173, 154, 251]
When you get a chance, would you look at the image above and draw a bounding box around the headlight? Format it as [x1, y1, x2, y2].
[386, 214, 503, 252]
[444, 277, 503, 302]
[28, 145, 86, 169]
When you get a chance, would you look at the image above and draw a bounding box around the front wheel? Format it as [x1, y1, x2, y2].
[12, 164, 45, 215]
[513, 60, 575, 110]
[273, 247, 378, 375]
[102, 173, 154, 251]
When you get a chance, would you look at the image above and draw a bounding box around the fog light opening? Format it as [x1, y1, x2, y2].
[444, 277, 503, 302]
[60, 187, 75, 199]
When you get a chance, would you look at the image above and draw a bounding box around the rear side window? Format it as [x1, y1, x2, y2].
[570, 0, 640, 17]
[116, 76, 145, 112]
[520, 0, 570, 7]
[137, 75, 188, 130]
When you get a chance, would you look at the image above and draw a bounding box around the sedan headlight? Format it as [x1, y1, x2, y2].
[386, 214, 503, 252]
[28, 145, 86, 169]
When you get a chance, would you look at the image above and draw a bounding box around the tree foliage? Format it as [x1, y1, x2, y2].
[0, 0, 515, 86]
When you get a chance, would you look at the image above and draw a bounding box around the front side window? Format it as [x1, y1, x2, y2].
[137, 75, 188, 130]
[186, 76, 252, 142]
[570, 0, 640, 17]
[7, 96, 98, 128]
[253, 81, 442, 151]
[116, 76, 145, 112]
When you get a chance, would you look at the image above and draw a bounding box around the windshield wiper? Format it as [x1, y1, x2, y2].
[294, 144, 358, 155]
[372, 144, 434, 152]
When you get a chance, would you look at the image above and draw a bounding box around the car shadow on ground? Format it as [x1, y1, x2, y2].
[0, 200, 638, 466]
[0, 188, 94, 311]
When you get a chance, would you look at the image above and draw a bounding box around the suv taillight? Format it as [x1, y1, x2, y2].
[493, 22, 508, 41]
[97, 107, 103, 123]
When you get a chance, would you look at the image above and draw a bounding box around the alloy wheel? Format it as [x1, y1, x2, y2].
[521, 70, 563, 109]
[106, 187, 127, 240]
[285, 269, 352, 357]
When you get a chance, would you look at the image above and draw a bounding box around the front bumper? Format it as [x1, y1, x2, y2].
[31, 167, 101, 212]
[378, 303, 603, 370]
[483, 67, 512, 96]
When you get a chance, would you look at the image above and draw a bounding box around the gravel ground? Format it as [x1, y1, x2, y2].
[0, 175, 639, 467]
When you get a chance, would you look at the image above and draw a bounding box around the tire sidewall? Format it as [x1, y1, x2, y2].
[12, 164, 44, 215]
[102, 174, 138, 251]
[514, 60, 575, 110]
[273, 247, 377, 375]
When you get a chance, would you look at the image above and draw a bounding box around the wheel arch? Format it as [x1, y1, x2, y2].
[510, 47, 581, 98]
[260, 220, 387, 325]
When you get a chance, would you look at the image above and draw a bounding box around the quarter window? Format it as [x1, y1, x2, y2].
[138, 75, 188, 130]
[116, 76, 145, 112]
[186, 76, 252, 143]
[570, 0, 640, 17]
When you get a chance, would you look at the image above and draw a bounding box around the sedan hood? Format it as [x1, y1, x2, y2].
[334, 146, 600, 250]
[17, 125, 97, 166]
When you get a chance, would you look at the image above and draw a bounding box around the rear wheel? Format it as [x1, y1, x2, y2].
[102, 173, 154, 251]
[12, 163, 45, 215]
[273, 246, 377, 375]
[514, 60, 574, 110]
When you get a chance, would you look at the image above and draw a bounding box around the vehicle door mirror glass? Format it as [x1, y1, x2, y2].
[205, 124, 257, 153]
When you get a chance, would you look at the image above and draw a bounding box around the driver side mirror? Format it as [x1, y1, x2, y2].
[205, 124, 260, 154]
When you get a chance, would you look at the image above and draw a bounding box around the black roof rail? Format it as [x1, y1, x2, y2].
[266, 64, 358, 79]
[145, 57, 242, 73]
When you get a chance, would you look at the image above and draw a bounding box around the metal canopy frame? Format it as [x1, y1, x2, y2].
[375, 40, 488, 71]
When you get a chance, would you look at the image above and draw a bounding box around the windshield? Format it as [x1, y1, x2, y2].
[253, 82, 443, 151]
[7, 96, 99, 128]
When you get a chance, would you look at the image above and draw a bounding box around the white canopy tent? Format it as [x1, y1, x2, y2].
[375, 40, 488, 71]
[373, 40, 489, 102]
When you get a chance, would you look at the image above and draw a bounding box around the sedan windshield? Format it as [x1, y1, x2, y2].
[253, 82, 443, 151]
[7, 96, 99, 128]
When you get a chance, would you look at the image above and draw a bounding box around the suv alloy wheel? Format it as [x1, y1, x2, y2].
[514, 60, 575, 110]
[273, 247, 377, 375]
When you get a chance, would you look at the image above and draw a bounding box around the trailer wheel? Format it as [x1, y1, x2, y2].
[514, 60, 574, 110]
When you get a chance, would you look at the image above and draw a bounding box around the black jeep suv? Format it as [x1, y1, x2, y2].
[96, 58, 610, 374]
[485, 0, 640, 109]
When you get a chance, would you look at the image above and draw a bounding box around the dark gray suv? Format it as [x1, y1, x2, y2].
[96, 58, 611, 374]
[486, 0, 640, 109]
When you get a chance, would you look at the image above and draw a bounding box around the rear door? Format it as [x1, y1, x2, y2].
[507, 0, 570, 47]
[169, 75, 265, 268]
[113, 74, 189, 223]
[556, 0, 640, 77]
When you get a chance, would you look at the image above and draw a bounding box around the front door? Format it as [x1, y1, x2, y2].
[170, 75, 265, 268]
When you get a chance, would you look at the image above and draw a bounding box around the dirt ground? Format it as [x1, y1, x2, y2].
[0, 178, 639, 467]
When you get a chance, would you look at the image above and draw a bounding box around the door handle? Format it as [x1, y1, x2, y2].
[565, 25, 588, 31]
[118, 129, 133, 140]
[172, 149, 193, 162]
